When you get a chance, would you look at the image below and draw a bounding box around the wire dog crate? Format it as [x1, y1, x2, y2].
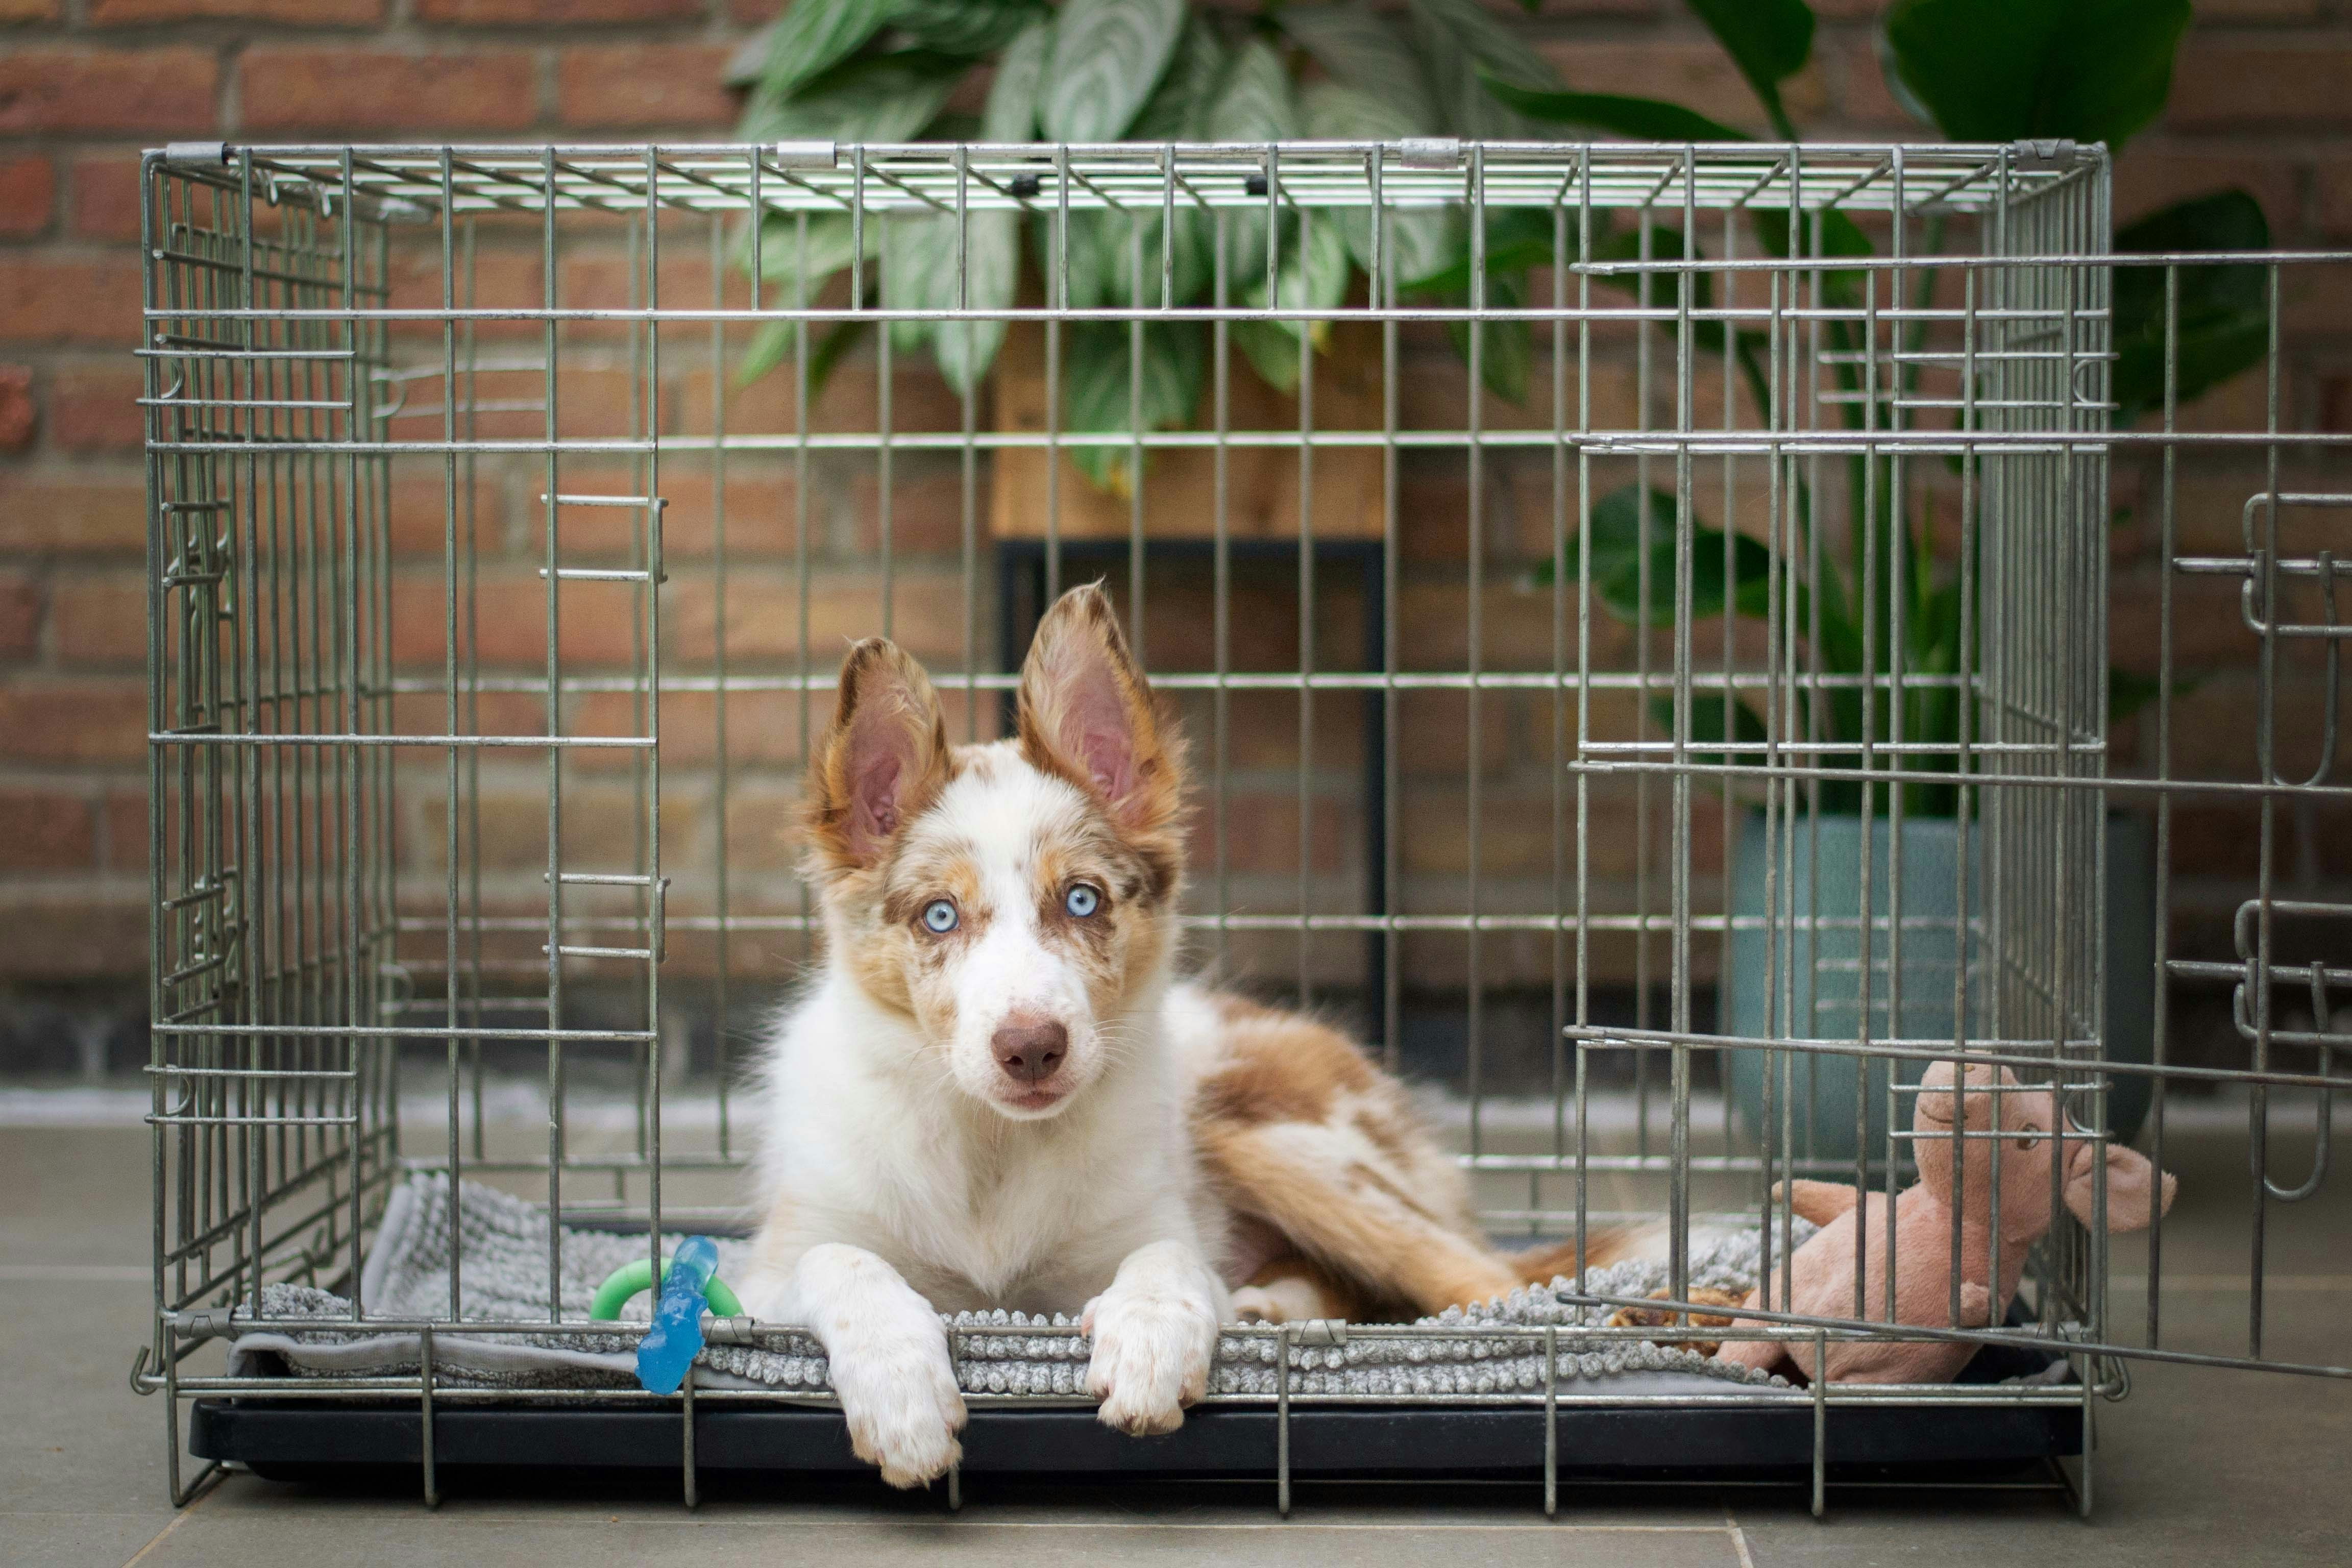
[137, 137, 2349, 1514]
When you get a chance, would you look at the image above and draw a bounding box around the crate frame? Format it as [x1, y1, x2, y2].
[134, 136, 2351, 1516]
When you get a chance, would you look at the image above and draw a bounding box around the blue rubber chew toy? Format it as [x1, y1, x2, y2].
[627, 1235, 721, 1395]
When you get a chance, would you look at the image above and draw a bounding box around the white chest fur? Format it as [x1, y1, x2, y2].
[749, 974, 1228, 1313]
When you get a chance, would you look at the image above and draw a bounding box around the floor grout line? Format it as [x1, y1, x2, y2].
[1725, 1503, 1758, 1568]
[119, 1484, 212, 1568]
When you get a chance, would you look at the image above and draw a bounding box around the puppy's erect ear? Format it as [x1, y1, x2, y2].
[1017, 583, 1184, 838]
[804, 639, 951, 874]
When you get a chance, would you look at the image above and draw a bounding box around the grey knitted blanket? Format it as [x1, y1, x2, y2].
[227, 1174, 1805, 1398]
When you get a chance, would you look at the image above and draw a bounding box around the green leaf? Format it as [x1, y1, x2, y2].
[736, 314, 870, 396]
[881, 206, 1018, 396]
[1748, 205, 1873, 304]
[1042, 0, 1185, 143]
[1483, 80, 1751, 142]
[1205, 40, 1299, 285]
[2108, 669, 2204, 724]
[743, 211, 874, 301]
[1061, 322, 1206, 494]
[1566, 483, 1773, 628]
[2110, 189, 2271, 425]
[739, 49, 966, 142]
[1408, 0, 1557, 138]
[750, 0, 901, 100]
[1301, 81, 1461, 283]
[1235, 215, 1351, 394]
[983, 18, 1053, 141]
[1879, 0, 2191, 150]
[895, 0, 1045, 58]
[1281, 4, 1442, 133]
[1130, 15, 1226, 140]
[1686, 0, 1814, 137]
[1206, 37, 1298, 142]
[1449, 272, 1531, 405]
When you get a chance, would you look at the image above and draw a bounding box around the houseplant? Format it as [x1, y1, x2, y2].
[1497, 0, 2264, 1157]
[725, 0, 1572, 495]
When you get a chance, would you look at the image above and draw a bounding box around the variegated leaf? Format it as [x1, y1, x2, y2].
[1042, 0, 1186, 143]
[1280, 4, 1441, 133]
[983, 18, 1053, 141]
[752, 0, 903, 100]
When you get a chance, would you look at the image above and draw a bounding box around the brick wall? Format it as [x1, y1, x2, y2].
[1, 0, 2346, 1041]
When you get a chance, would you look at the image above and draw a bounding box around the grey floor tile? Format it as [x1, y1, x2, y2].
[0, 1514, 175, 1568]
[142, 1510, 1749, 1568]
[0, 1281, 173, 1521]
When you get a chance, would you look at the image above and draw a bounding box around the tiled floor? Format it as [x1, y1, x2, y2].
[6, 1103, 2346, 1567]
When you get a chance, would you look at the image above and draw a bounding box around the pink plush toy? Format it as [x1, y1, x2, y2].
[1716, 1060, 2176, 1385]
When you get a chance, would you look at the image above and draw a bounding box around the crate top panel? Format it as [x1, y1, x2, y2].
[153, 139, 2103, 225]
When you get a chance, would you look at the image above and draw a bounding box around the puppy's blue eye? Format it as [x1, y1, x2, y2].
[921, 899, 959, 934]
[1065, 884, 1100, 918]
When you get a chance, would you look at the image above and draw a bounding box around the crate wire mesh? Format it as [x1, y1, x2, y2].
[138, 138, 2349, 1510]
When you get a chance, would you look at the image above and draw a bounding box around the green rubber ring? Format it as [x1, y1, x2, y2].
[589, 1257, 745, 1321]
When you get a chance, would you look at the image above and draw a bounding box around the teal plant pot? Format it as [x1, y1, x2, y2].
[1724, 811, 2153, 1168]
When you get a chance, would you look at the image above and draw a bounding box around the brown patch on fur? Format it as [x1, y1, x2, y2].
[801, 639, 954, 880]
[1194, 1008, 1375, 1129]
[1015, 584, 1187, 904]
[1606, 1288, 1744, 1358]
[1192, 994, 1524, 1316]
[1193, 988, 1657, 1318]
[1236, 1252, 1379, 1324]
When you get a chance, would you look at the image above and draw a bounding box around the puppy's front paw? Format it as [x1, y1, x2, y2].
[827, 1331, 967, 1488]
[1083, 1287, 1216, 1436]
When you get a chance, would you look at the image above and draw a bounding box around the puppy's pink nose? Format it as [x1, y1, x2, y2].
[992, 1016, 1068, 1084]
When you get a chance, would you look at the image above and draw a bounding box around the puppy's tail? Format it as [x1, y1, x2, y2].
[1509, 1220, 1668, 1288]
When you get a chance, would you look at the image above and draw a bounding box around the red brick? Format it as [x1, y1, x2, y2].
[0, 676, 148, 764]
[385, 469, 507, 557]
[0, 363, 32, 451]
[0, 254, 146, 346]
[238, 47, 540, 135]
[0, 476, 147, 553]
[0, 50, 218, 136]
[93, 0, 377, 20]
[0, 569, 38, 658]
[671, 569, 969, 668]
[2192, 0, 2320, 16]
[423, 0, 699, 20]
[2113, 148, 2296, 233]
[388, 566, 645, 671]
[48, 362, 145, 453]
[101, 789, 145, 870]
[1534, 41, 1798, 137]
[850, 469, 973, 556]
[416, 783, 699, 874]
[52, 572, 147, 666]
[67, 153, 144, 244]
[0, 889, 145, 976]
[0, 790, 97, 871]
[545, 465, 800, 559]
[721, 781, 801, 871]
[0, 0, 61, 19]
[2167, 42, 2352, 128]
[557, 44, 739, 131]
[569, 687, 810, 773]
[1828, 36, 1917, 131]
[0, 157, 54, 238]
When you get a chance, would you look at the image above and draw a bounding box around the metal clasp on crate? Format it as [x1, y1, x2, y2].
[2011, 138, 2080, 170]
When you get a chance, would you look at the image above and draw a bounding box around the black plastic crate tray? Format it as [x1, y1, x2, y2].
[193, 1392, 2082, 1488]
